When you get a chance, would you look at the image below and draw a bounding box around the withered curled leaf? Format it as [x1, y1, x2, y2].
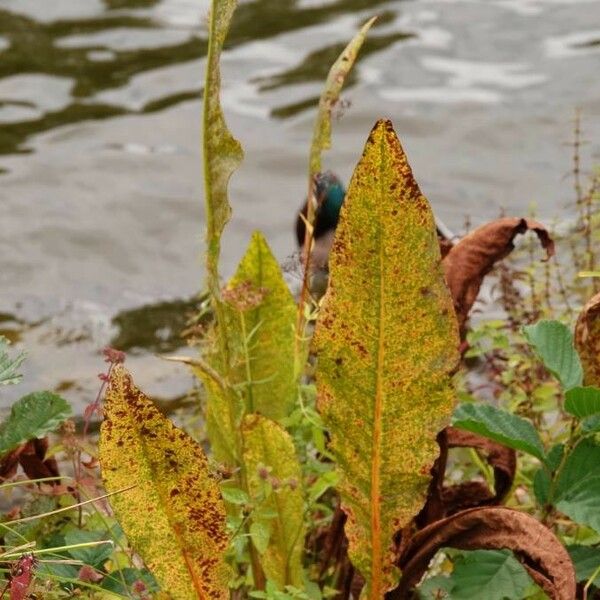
[575, 291, 600, 386]
[419, 427, 516, 527]
[442, 218, 555, 333]
[392, 507, 575, 600]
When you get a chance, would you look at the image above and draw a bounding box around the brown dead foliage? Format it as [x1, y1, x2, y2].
[391, 507, 576, 600]
[418, 427, 516, 527]
[0, 437, 60, 483]
[442, 218, 555, 334]
[575, 291, 600, 386]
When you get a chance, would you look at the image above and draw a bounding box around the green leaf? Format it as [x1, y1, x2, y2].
[417, 575, 453, 599]
[567, 545, 600, 583]
[448, 549, 533, 600]
[222, 231, 298, 421]
[582, 414, 600, 432]
[220, 486, 250, 505]
[452, 403, 545, 461]
[0, 391, 71, 455]
[101, 568, 160, 595]
[250, 521, 271, 555]
[99, 366, 232, 600]
[0, 336, 25, 386]
[202, 0, 243, 297]
[242, 414, 305, 589]
[556, 476, 600, 533]
[313, 119, 460, 597]
[564, 386, 600, 418]
[551, 439, 600, 531]
[63, 528, 114, 567]
[523, 320, 583, 390]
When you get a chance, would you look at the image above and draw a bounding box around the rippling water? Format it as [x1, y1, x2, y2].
[0, 0, 599, 411]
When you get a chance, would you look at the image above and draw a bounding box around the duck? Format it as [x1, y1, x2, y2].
[295, 170, 455, 261]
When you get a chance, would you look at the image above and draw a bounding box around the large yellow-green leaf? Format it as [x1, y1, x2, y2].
[203, 0, 243, 296]
[223, 231, 297, 420]
[99, 365, 231, 600]
[242, 413, 305, 589]
[313, 119, 460, 597]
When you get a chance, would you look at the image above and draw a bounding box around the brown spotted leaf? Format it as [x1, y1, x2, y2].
[392, 507, 575, 600]
[442, 218, 555, 333]
[313, 119, 460, 597]
[575, 291, 600, 386]
[99, 365, 231, 600]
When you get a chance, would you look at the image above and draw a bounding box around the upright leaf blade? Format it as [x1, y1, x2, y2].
[223, 232, 297, 421]
[308, 16, 376, 176]
[99, 366, 231, 600]
[242, 414, 305, 589]
[313, 119, 460, 597]
[523, 320, 583, 390]
[203, 0, 243, 296]
[0, 392, 71, 456]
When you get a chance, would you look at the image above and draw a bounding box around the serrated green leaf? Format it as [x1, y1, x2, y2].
[582, 413, 600, 432]
[313, 119, 460, 597]
[523, 320, 583, 390]
[564, 386, 600, 418]
[221, 486, 250, 505]
[556, 476, 600, 533]
[567, 545, 600, 583]
[449, 549, 533, 600]
[452, 403, 545, 461]
[0, 391, 71, 455]
[99, 366, 231, 599]
[242, 414, 305, 589]
[63, 528, 114, 567]
[552, 439, 600, 531]
[417, 575, 453, 599]
[0, 336, 25, 386]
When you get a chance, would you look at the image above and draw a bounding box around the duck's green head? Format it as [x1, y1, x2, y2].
[316, 171, 345, 230]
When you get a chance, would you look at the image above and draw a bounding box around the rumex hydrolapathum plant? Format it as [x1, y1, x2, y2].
[313, 119, 461, 598]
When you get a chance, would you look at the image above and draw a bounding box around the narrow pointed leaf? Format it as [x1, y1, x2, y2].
[0, 392, 71, 456]
[452, 403, 545, 461]
[203, 0, 243, 295]
[242, 414, 305, 589]
[523, 320, 583, 390]
[313, 119, 460, 597]
[99, 366, 231, 600]
[309, 16, 376, 176]
[564, 386, 600, 419]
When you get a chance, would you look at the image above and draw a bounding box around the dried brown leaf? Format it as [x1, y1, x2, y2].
[575, 291, 600, 386]
[392, 507, 575, 600]
[442, 218, 555, 333]
[418, 427, 516, 527]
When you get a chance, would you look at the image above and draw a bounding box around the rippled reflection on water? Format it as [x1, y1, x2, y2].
[0, 0, 599, 410]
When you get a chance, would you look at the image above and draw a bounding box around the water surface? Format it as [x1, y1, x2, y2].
[1, 0, 599, 410]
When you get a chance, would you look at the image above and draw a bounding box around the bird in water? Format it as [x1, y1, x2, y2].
[295, 170, 455, 266]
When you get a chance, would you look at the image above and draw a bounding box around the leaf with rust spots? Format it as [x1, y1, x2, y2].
[442, 217, 555, 334]
[575, 291, 600, 386]
[242, 414, 305, 589]
[313, 119, 460, 597]
[392, 507, 576, 600]
[99, 366, 231, 600]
